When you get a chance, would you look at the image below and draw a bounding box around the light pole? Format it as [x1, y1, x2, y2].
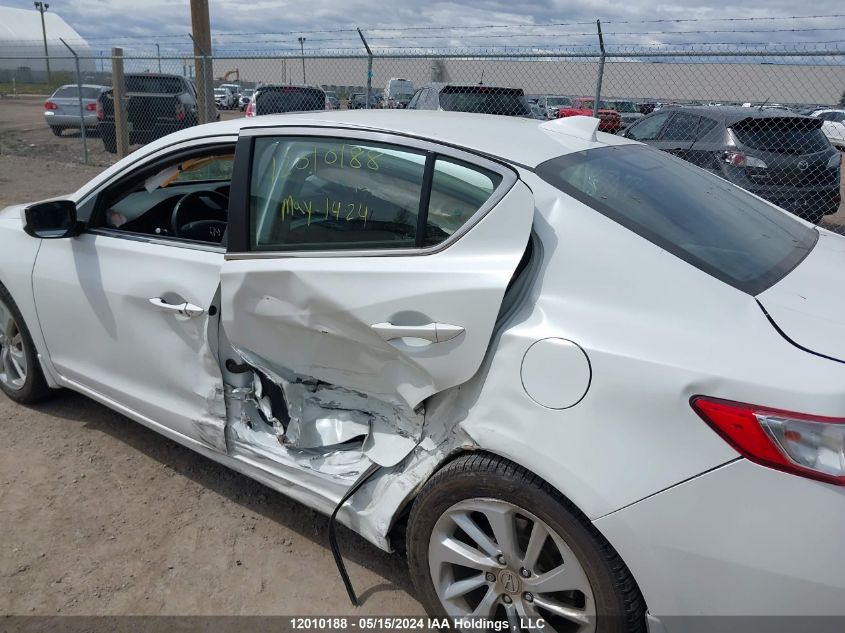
[298, 36, 306, 84]
[33, 1, 51, 82]
[155, 43, 162, 73]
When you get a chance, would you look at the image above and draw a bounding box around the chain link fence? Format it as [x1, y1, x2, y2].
[1, 43, 843, 234]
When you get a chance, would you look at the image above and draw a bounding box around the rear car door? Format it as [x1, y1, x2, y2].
[220, 128, 534, 453]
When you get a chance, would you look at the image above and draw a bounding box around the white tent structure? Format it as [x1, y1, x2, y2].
[0, 5, 94, 76]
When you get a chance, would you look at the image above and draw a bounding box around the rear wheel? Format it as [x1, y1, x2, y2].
[101, 129, 117, 154]
[407, 453, 646, 633]
[50, 126, 63, 136]
[0, 285, 52, 404]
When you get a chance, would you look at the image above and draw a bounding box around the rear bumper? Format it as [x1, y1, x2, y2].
[43, 112, 97, 128]
[596, 459, 845, 632]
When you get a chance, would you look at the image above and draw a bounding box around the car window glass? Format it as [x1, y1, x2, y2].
[696, 117, 719, 139]
[250, 137, 426, 251]
[536, 145, 817, 295]
[407, 90, 422, 109]
[660, 114, 700, 142]
[626, 113, 671, 141]
[97, 149, 233, 244]
[425, 158, 503, 246]
[731, 117, 830, 153]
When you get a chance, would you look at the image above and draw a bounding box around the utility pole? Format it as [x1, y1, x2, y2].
[155, 43, 162, 73]
[189, 0, 214, 123]
[298, 36, 306, 84]
[33, 2, 51, 82]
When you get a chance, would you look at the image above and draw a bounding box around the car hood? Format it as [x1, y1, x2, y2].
[757, 230, 845, 363]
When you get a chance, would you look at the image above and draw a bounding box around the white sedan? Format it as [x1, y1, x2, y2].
[808, 108, 845, 151]
[2, 111, 844, 632]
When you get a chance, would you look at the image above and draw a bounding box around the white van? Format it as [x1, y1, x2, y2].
[384, 78, 415, 108]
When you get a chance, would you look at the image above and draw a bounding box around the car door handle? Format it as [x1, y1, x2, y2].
[370, 322, 464, 343]
[148, 297, 205, 319]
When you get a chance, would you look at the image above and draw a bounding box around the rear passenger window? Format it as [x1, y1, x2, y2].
[249, 138, 507, 252]
[661, 114, 700, 142]
[426, 158, 502, 246]
[250, 137, 426, 251]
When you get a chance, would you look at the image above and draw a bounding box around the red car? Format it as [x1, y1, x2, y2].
[557, 97, 621, 133]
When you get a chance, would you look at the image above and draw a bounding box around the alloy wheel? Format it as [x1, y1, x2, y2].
[0, 297, 27, 391]
[429, 498, 596, 632]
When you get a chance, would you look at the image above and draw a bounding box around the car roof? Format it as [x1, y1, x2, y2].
[658, 105, 811, 125]
[157, 110, 635, 168]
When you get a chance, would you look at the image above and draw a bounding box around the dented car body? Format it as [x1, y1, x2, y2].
[2, 111, 845, 632]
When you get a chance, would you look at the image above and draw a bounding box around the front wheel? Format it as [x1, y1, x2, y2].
[0, 284, 52, 404]
[407, 453, 646, 633]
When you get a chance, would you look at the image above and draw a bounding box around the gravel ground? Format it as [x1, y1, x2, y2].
[0, 104, 423, 617]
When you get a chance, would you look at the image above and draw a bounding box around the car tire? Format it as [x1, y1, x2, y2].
[50, 126, 63, 137]
[0, 283, 53, 404]
[407, 452, 646, 632]
[101, 131, 117, 154]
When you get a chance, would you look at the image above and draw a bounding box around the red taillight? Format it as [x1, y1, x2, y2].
[175, 102, 186, 122]
[44, 100, 58, 110]
[85, 102, 96, 111]
[724, 151, 748, 167]
[692, 397, 845, 485]
[96, 100, 104, 120]
[245, 100, 255, 117]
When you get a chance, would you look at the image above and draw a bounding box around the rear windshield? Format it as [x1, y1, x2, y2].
[547, 97, 572, 106]
[439, 87, 530, 117]
[536, 145, 817, 295]
[731, 117, 830, 154]
[52, 86, 101, 99]
[256, 88, 325, 115]
[125, 76, 184, 94]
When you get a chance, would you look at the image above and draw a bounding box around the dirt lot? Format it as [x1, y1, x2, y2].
[0, 156, 423, 615]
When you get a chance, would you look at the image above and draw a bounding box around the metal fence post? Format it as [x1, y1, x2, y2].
[358, 28, 373, 109]
[593, 19, 606, 118]
[59, 38, 88, 165]
[112, 47, 130, 158]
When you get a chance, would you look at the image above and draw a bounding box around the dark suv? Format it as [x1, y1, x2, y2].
[407, 83, 532, 117]
[245, 85, 326, 117]
[622, 106, 841, 224]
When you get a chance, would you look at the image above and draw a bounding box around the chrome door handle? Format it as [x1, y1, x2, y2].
[149, 297, 205, 319]
[371, 322, 464, 343]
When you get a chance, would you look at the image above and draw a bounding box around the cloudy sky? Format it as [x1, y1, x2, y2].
[4, 0, 845, 53]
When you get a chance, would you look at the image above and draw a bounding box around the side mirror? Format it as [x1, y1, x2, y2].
[24, 200, 79, 239]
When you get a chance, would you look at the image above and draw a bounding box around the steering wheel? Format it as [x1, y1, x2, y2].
[170, 190, 229, 242]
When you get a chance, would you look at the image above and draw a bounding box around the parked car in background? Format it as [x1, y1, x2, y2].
[807, 108, 845, 150]
[407, 83, 532, 117]
[5, 111, 845, 631]
[238, 88, 254, 111]
[214, 87, 236, 110]
[244, 85, 326, 117]
[557, 98, 621, 132]
[219, 83, 241, 102]
[604, 99, 644, 129]
[97, 73, 209, 154]
[349, 93, 368, 109]
[43, 84, 106, 136]
[528, 102, 545, 119]
[384, 78, 415, 108]
[622, 106, 841, 224]
[324, 91, 340, 110]
[536, 95, 573, 119]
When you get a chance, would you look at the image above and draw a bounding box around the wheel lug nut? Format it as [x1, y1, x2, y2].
[523, 592, 534, 603]
[497, 555, 506, 565]
[520, 568, 531, 578]
[502, 595, 512, 604]
[485, 572, 496, 582]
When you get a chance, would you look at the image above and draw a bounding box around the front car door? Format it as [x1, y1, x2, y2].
[32, 140, 236, 451]
[219, 128, 534, 465]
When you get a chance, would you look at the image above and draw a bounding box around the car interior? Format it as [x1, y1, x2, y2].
[94, 147, 235, 245]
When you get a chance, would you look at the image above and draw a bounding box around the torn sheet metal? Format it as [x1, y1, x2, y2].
[225, 348, 425, 468]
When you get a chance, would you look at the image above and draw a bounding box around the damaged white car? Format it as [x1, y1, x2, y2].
[2, 111, 845, 633]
